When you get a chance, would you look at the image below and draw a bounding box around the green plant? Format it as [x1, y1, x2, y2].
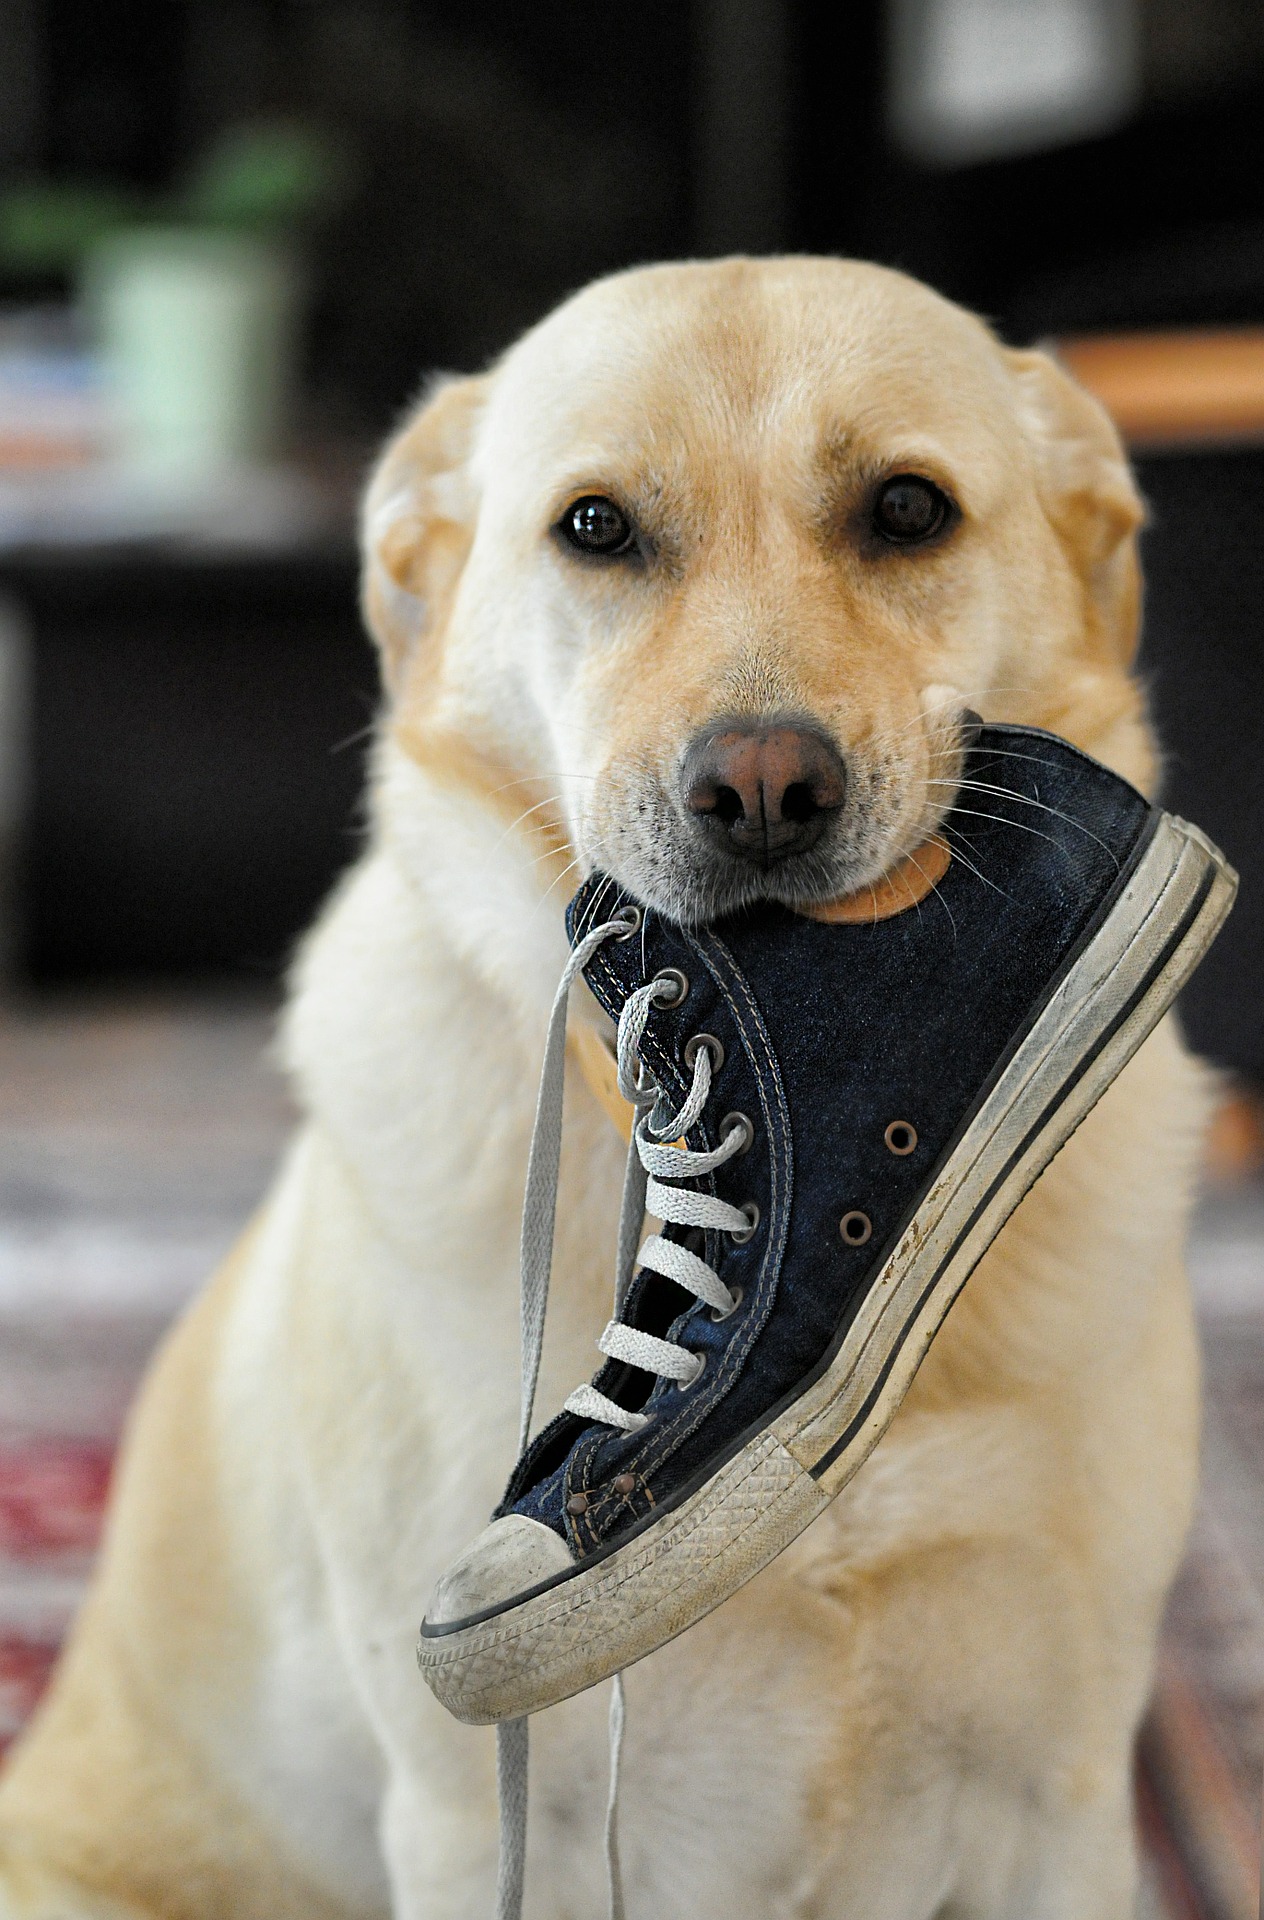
[0, 120, 349, 278]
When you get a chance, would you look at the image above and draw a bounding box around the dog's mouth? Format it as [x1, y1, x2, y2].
[575, 708, 975, 928]
[579, 772, 952, 928]
[632, 832, 940, 928]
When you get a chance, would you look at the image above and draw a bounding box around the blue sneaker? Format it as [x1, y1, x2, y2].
[419, 724, 1234, 1725]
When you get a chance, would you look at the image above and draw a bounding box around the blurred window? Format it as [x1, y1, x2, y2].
[887, 0, 1139, 163]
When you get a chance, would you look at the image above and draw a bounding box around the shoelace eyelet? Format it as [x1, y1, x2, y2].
[683, 1032, 724, 1073]
[556, 946, 759, 1440]
[839, 1209, 872, 1245]
[884, 1120, 917, 1155]
[651, 968, 689, 1008]
[709, 1284, 744, 1323]
[729, 1201, 760, 1245]
[674, 1351, 706, 1391]
[720, 1111, 754, 1155]
[614, 906, 642, 939]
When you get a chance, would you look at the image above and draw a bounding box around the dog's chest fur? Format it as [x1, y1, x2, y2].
[272, 749, 1206, 1911]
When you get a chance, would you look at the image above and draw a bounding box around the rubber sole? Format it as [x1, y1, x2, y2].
[418, 814, 1236, 1724]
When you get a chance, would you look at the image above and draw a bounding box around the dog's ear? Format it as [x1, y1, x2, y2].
[361, 373, 490, 695]
[1006, 347, 1144, 668]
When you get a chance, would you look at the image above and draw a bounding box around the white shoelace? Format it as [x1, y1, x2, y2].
[497, 910, 752, 1920]
[562, 976, 753, 1430]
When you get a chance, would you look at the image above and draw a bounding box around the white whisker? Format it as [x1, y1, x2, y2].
[936, 828, 1014, 904]
[929, 779, 1120, 867]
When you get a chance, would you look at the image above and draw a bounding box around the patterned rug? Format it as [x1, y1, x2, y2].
[0, 1436, 108, 1752]
[0, 994, 292, 1755]
[0, 995, 1259, 1917]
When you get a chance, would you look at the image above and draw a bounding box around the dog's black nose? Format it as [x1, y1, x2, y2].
[680, 721, 846, 864]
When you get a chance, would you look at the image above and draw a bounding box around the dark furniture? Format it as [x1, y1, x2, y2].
[1137, 448, 1264, 1080]
[4, 546, 375, 979]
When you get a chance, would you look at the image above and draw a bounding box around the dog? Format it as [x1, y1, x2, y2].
[0, 257, 1210, 1919]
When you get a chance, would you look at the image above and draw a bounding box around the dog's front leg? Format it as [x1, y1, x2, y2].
[377, 1749, 500, 1920]
[975, 1777, 1141, 1920]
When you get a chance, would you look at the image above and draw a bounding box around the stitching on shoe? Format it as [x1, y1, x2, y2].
[624, 931, 792, 1481]
[564, 921, 795, 1514]
[577, 927, 794, 1498]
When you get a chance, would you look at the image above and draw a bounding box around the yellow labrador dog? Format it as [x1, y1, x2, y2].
[0, 258, 1208, 1920]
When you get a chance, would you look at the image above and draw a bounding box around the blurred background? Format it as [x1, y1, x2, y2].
[1, 3, 1263, 1915]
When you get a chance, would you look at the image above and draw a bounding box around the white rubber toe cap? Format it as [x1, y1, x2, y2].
[427, 1513, 575, 1625]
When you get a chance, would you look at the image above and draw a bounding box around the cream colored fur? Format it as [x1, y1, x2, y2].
[0, 258, 1210, 1920]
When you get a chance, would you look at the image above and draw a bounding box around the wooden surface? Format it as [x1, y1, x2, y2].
[1059, 330, 1264, 447]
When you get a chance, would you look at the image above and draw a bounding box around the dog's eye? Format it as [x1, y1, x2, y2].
[560, 495, 636, 556]
[871, 476, 950, 545]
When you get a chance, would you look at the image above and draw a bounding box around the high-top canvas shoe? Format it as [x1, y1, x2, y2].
[419, 724, 1235, 1727]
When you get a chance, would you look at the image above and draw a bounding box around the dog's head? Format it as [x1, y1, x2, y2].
[363, 257, 1146, 926]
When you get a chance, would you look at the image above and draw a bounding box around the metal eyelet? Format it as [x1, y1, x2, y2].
[683, 1032, 724, 1073]
[674, 1351, 706, 1391]
[729, 1201, 760, 1245]
[651, 968, 689, 1008]
[614, 905, 642, 939]
[884, 1120, 918, 1156]
[720, 1111, 754, 1155]
[839, 1210, 872, 1246]
[710, 1284, 744, 1323]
